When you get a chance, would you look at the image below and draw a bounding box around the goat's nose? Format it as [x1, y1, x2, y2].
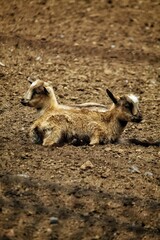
[133, 113, 143, 123]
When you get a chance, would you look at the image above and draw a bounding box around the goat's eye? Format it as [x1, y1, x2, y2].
[124, 103, 130, 108]
[33, 89, 40, 95]
[124, 102, 133, 111]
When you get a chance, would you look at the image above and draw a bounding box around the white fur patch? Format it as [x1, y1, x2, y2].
[31, 80, 39, 87]
[128, 94, 139, 103]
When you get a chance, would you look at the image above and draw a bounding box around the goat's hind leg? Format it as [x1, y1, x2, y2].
[30, 126, 43, 144]
[89, 129, 101, 145]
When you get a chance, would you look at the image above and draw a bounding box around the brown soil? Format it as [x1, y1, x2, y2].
[0, 1, 160, 239]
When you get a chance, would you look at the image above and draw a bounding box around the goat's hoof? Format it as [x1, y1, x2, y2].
[89, 141, 99, 146]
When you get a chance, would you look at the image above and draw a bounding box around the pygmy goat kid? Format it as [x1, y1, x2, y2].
[28, 89, 142, 146]
[21, 79, 108, 114]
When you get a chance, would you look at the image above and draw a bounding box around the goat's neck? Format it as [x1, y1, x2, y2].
[37, 98, 57, 116]
[102, 110, 128, 142]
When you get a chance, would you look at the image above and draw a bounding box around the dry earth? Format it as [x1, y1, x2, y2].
[0, 0, 160, 239]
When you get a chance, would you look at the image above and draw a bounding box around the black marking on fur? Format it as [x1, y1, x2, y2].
[33, 127, 43, 144]
[119, 119, 128, 128]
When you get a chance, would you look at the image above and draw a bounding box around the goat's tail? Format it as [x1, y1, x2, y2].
[128, 138, 160, 147]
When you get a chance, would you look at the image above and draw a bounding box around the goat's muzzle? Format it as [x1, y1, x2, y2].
[21, 98, 29, 106]
[132, 113, 143, 123]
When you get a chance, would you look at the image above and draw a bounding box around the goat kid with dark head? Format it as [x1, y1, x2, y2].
[107, 89, 142, 125]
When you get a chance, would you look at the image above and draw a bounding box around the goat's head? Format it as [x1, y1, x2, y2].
[21, 79, 55, 110]
[106, 89, 143, 124]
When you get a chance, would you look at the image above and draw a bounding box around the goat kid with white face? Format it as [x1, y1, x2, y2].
[28, 89, 142, 146]
[21, 79, 108, 114]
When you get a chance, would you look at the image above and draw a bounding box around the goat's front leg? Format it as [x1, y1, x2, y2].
[89, 125, 108, 145]
[89, 137, 99, 145]
[89, 127, 102, 146]
[30, 125, 43, 144]
[42, 127, 62, 146]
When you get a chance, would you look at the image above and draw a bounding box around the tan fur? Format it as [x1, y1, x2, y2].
[21, 79, 108, 115]
[28, 90, 142, 146]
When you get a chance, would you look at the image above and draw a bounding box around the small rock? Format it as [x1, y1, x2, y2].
[80, 160, 94, 170]
[46, 228, 52, 234]
[94, 235, 100, 239]
[46, 61, 53, 65]
[50, 217, 58, 224]
[111, 44, 116, 48]
[81, 212, 89, 217]
[70, 96, 78, 100]
[136, 149, 142, 152]
[58, 94, 64, 98]
[60, 34, 64, 39]
[117, 149, 124, 153]
[107, 201, 121, 209]
[137, 125, 142, 130]
[104, 147, 111, 151]
[17, 174, 29, 178]
[144, 171, 153, 177]
[0, 62, 5, 67]
[70, 166, 76, 170]
[101, 173, 108, 178]
[26, 210, 34, 216]
[104, 68, 112, 75]
[20, 153, 29, 160]
[101, 169, 110, 178]
[129, 165, 141, 173]
[36, 56, 42, 61]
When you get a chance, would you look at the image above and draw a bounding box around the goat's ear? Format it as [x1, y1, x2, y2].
[27, 77, 34, 84]
[44, 87, 49, 95]
[43, 82, 53, 95]
[106, 89, 118, 105]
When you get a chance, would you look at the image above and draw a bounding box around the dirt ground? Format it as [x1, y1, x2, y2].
[0, 0, 160, 239]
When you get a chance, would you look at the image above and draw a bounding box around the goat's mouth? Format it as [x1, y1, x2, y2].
[21, 98, 30, 106]
[132, 115, 143, 123]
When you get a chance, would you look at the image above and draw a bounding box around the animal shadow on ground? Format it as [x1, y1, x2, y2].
[0, 173, 159, 240]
